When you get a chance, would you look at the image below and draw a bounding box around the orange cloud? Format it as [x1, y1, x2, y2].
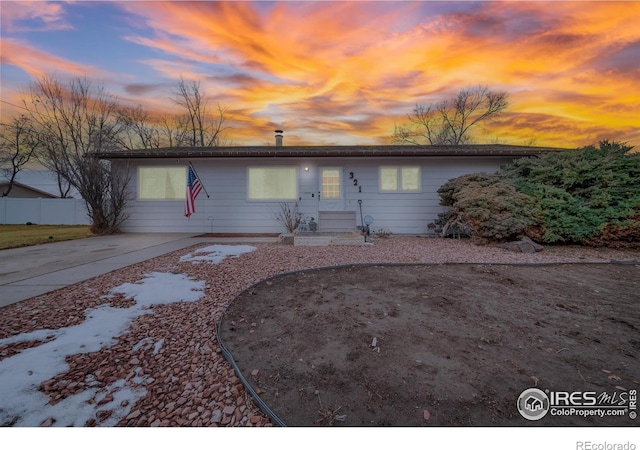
[4, 1, 637, 148]
[0, 39, 105, 79]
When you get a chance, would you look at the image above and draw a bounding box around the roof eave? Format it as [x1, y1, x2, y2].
[94, 144, 568, 160]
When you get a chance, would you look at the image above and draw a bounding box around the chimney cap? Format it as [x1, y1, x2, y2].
[274, 129, 284, 147]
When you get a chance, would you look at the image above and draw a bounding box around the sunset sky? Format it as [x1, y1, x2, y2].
[1, 1, 639, 147]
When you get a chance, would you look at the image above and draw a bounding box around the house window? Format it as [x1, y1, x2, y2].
[379, 166, 421, 192]
[138, 167, 186, 200]
[247, 167, 298, 200]
[321, 168, 341, 199]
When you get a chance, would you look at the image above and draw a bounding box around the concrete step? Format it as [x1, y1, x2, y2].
[293, 232, 365, 246]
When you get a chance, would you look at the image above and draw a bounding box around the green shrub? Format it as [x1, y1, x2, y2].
[504, 141, 640, 245]
[437, 140, 640, 246]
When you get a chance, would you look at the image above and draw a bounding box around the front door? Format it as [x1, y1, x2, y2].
[318, 167, 344, 211]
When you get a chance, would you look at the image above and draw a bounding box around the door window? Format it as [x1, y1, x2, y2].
[321, 168, 341, 199]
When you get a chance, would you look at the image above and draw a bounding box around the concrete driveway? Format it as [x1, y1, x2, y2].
[0, 233, 275, 308]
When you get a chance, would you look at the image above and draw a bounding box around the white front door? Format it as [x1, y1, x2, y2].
[318, 167, 344, 211]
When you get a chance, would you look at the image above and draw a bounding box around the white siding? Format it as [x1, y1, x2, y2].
[342, 157, 511, 234]
[119, 159, 304, 234]
[116, 156, 513, 234]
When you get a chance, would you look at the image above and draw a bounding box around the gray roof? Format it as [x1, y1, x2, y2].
[94, 144, 568, 160]
[0, 181, 58, 198]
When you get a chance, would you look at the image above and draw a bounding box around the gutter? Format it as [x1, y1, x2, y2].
[94, 145, 568, 160]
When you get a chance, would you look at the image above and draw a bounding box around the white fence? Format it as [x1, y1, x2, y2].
[0, 198, 90, 225]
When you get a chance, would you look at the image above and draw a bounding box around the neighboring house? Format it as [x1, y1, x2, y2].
[0, 181, 57, 198]
[97, 138, 564, 235]
[0, 178, 89, 225]
[0, 170, 79, 199]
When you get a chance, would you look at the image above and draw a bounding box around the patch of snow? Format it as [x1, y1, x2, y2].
[94, 379, 147, 427]
[132, 367, 146, 385]
[179, 244, 256, 264]
[0, 272, 204, 427]
[132, 337, 153, 352]
[153, 338, 165, 356]
[0, 328, 63, 346]
[109, 271, 204, 307]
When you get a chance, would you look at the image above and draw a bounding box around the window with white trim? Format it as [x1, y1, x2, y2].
[379, 166, 421, 192]
[138, 166, 186, 200]
[247, 167, 298, 200]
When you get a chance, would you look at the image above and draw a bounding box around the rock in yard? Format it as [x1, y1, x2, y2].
[500, 236, 544, 253]
[126, 410, 141, 420]
[40, 418, 54, 427]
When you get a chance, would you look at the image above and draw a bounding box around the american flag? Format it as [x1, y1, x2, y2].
[185, 163, 203, 218]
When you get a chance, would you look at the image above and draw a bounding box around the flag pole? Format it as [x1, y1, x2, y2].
[189, 161, 210, 198]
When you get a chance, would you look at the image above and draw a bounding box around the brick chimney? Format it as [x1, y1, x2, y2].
[275, 129, 283, 147]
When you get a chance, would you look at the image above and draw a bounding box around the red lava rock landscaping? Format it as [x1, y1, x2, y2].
[0, 237, 638, 427]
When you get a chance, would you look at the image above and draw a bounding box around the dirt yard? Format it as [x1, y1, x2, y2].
[219, 262, 639, 426]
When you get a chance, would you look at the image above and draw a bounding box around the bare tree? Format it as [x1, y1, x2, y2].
[24, 75, 131, 234]
[158, 113, 191, 148]
[172, 77, 228, 147]
[0, 115, 41, 197]
[394, 86, 508, 145]
[116, 104, 161, 150]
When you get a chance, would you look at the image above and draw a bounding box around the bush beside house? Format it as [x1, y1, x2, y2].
[436, 173, 538, 243]
[436, 141, 640, 247]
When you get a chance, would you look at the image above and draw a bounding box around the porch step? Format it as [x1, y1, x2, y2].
[293, 232, 365, 247]
[318, 211, 357, 232]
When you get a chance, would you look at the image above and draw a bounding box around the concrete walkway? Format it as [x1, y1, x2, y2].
[0, 233, 277, 308]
